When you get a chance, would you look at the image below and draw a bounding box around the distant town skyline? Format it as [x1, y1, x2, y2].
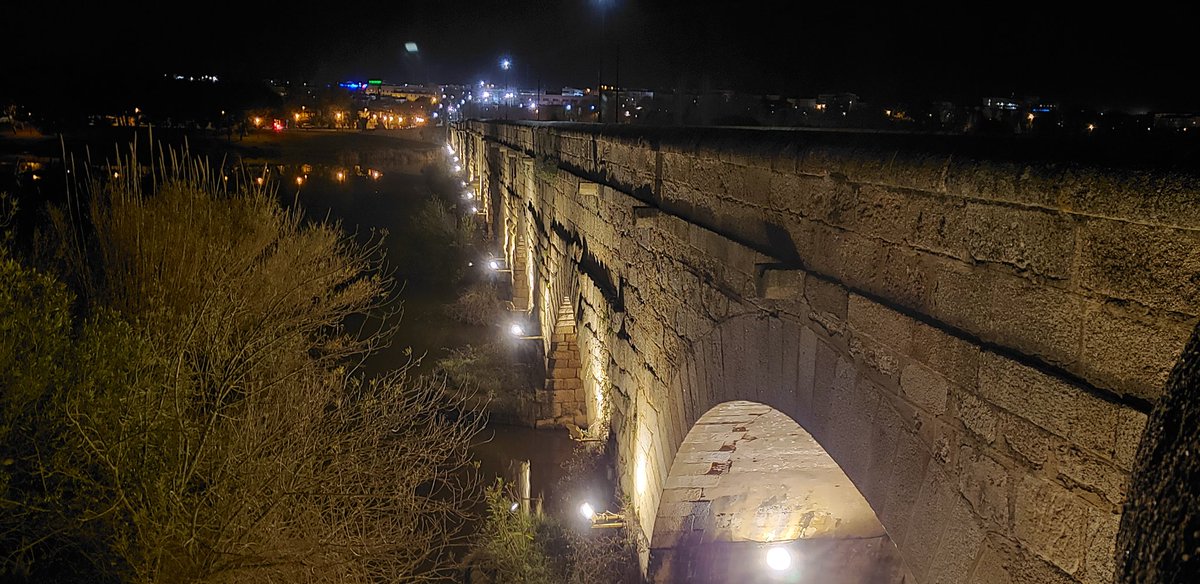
[6, 1, 1199, 112]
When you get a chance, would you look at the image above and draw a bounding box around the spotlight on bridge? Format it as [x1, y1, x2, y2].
[509, 322, 542, 340]
[765, 546, 792, 572]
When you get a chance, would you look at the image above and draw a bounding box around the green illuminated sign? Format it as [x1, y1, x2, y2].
[368, 79, 382, 85]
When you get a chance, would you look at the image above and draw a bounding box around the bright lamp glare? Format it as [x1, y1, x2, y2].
[509, 501, 519, 512]
[488, 260, 500, 270]
[579, 502, 595, 520]
[766, 547, 791, 571]
[510, 324, 525, 337]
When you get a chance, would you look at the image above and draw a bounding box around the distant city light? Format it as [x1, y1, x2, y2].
[405, 42, 419, 53]
[501, 58, 512, 70]
[565, 104, 572, 111]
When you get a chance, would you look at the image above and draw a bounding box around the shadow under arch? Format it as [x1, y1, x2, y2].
[647, 399, 912, 583]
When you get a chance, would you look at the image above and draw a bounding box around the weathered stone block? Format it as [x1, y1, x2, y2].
[848, 294, 915, 353]
[954, 389, 1000, 444]
[979, 352, 1119, 459]
[1078, 218, 1200, 316]
[848, 334, 903, 383]
[1014, 475, 1094, 575]
[1054, 445, 1127, 507]
[932, 263, 1082, 369]
[964, 202, 1076, 279]
[805, 276, 849, 320]
[758, 266, 805, 300]
[968, 537, 1016, 584]
[929, 490, 987, 584]
[878, 429, 931, 547]
[911, 319, 981, 390]
[956, 446, 1011, 529]
[998, 403, 1057, 469]
[900, 362, 951, 416]
[1079, 302, 1192, 401]
[1082, 510, 1120, 584]
[1113, 408, 1146, 472]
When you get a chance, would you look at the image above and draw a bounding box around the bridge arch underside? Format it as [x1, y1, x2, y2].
[637, 312, 1140, 584]
[649, 400, 909, 583]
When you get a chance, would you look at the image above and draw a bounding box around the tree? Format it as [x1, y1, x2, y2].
[1, 147, 483, 583]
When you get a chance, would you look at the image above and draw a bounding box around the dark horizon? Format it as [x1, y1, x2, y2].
[5, 1, 1200, 113]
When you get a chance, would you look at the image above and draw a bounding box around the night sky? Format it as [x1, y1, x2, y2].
[6, 1, 1199, 111]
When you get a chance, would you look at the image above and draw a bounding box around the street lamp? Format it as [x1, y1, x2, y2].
[500, 56, 513, 119]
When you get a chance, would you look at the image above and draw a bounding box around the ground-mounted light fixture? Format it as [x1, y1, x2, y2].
[578, 501, 625, 529]
[765, 545, 793, 573]
[508, 322, 542, 340]
[487, 259, 511, 273]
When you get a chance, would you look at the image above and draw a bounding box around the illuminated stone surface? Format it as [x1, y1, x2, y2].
[454, 121, 1200, 584]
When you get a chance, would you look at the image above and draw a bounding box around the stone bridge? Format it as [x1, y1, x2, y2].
[450, 120, 1200, 583]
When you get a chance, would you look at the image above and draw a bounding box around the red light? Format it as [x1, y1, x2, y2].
[272, 120, 283, 132]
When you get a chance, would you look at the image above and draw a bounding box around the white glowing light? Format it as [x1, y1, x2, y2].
[470, 206, 478, 213]
[510, 501, 519, 512]
[579, 502, 595, 520]
[510, 324, 525, 337]
[489, 260, 500, 270]
[766, 547, 791, 571]
[454, 165, 462, 173]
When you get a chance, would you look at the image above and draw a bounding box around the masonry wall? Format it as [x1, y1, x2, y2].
[453, 121, 1200, 584]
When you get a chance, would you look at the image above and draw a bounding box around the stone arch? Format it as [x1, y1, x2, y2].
[648, 399, 910, 583]
[628, 314, 1041, 584]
